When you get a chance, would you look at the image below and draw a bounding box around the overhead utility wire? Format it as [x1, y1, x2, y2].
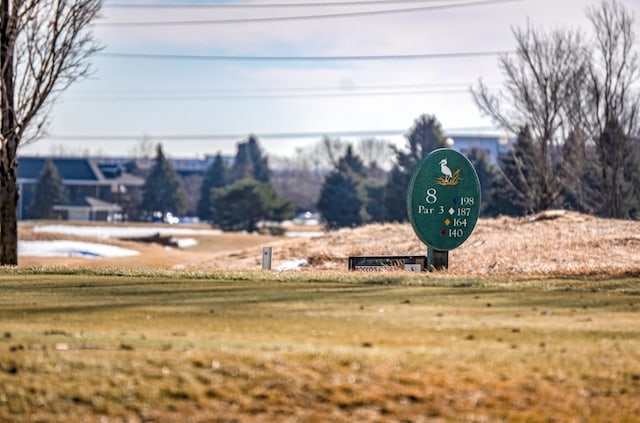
[103, 0, 493, 9]
[75, 82, 479, 94]
[99, 0, 522, 26]
[99, 50, 511, 61]
[67, 88, 473, 101]
[45, 127, 498, 142]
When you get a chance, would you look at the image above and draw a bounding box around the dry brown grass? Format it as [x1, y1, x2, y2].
[5, 213, 639, 422]
[1, 274, 639, 422]
[20, 211, 640, 276]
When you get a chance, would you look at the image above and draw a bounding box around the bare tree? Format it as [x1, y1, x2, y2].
[129, 134, 155, 159]
[582, 0, 640, 218]
[354, 137, 393, 182]
[472, 23, 588, 212]
[0, 0, 102, 264]
[355, 138, 392, 168]
[313, 136, 348, 170]
[270, 151, 324, 212]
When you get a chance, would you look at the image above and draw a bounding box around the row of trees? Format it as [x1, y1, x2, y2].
[29, 136, 295, 233]
[198, 136, 295, 232]
[23, 0, 640, 235]
[296, 2, 640, 226]
[2, 0, 639, 265]
[139, 136, 295, 232]
[472, 0, 640, 219]
[316, 115, 450, 228]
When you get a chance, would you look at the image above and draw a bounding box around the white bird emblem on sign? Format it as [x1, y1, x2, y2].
[439, 158, 453, 181]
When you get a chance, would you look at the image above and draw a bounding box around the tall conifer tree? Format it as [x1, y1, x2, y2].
[29, 159, 67, 219]
[197, 153, 228, 222]
[383, 115, 449, 222]
[141, 144, 186, 218]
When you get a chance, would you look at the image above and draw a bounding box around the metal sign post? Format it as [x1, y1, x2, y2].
[427, 246, 449, 271]
[262, 247, 272, 270]
[407, 148, 481, 271]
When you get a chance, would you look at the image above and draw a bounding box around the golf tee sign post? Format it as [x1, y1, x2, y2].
[407, 148, 481, 270]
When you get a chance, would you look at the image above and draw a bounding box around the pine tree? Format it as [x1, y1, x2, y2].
[246, 135, 271, 183]
[596, 119, 640, 219]
[338, 145, 365, 177]
[141, 144, 186, 218]
[231, 142, 254, 182]
[465, 148, 499, 217]
[491, 126, 541, 216]
[29, 158, 67, 219]
[197, 153, 228, 222]
[556, 131, 601, 214]
[230, 135, 271, 183]
[383, 114, 449, 222]
[382, 166, 409, 222]
[317, 170, 363, 229]
[362, 181, 385, 223]
[211, 179, 294, 232]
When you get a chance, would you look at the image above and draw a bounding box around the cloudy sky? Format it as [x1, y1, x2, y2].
[19, 0, 640, 159]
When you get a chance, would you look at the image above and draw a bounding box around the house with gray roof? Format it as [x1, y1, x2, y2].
[18, 157, 145, 221]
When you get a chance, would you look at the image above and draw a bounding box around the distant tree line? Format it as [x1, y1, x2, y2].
[473, 0, 640, 219]
[195, 135, 295, 232]
[28, 0, 640, 232]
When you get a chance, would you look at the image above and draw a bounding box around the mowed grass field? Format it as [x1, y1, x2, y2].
[1, 270, 639, 422]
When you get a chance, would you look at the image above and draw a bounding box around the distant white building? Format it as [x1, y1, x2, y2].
[448, 134, 513, 164]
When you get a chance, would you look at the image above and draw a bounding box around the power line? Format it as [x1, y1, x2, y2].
[66, 88, 473, 101]
[75, 81, 478, 94]
[68, 81, 497, 97]
[103, 0, 503, 9]
[98, 50, 510, 62]
[98, 0, 522, 26]
[45, 127, 498, 142]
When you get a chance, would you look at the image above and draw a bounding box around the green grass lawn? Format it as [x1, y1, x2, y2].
[1, 269, 639, 422]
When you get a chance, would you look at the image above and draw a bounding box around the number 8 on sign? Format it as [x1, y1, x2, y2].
[407, 148, 481, 251]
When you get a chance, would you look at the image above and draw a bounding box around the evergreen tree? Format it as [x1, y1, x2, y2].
[230, 142, 253, 182]
[383, 114, 449, 222]
[465, 148, 499, 217]
[595, 119, 640, 219]
[246, 135, 271, 183]
[338, 145, 366, 177]
[584, 1, 640, 219]
[382, 166, 409, 222]
[141, 144, 186, 217]
[29, 158, 67, 219]
[211, 179, 294, 232]
[556, 131, 601, 214]
[230, 135, 271, 183]
[621, 140, 640, 219]
[317, 144, 385, 228]
[317, 170, 363, 229]
[491, 126, 541, 216]
[197, 153, 228, 222]
[404, 114, 450, 161]
[362, 181, 385, 223]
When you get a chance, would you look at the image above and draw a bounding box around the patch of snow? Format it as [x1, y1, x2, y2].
[275, 259, 309, 271]
[173, 238, 198, 248]
[19, 240, 140, 259]
[285, 231, 324, 238]
[33, 224, 222, 239]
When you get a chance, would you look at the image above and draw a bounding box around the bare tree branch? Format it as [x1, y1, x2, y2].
[0, 0, 102, 265]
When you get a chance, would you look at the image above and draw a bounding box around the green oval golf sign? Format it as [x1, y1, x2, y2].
[407, 148, 481, 251]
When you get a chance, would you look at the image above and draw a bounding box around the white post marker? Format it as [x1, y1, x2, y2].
[262, 247, 273, 270]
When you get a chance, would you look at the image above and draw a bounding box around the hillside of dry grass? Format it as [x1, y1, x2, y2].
[18, 210, 640, 276]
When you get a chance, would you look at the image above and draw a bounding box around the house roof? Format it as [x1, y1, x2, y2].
[18, 157, 144, 186]
[18, 157, 100, 181]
